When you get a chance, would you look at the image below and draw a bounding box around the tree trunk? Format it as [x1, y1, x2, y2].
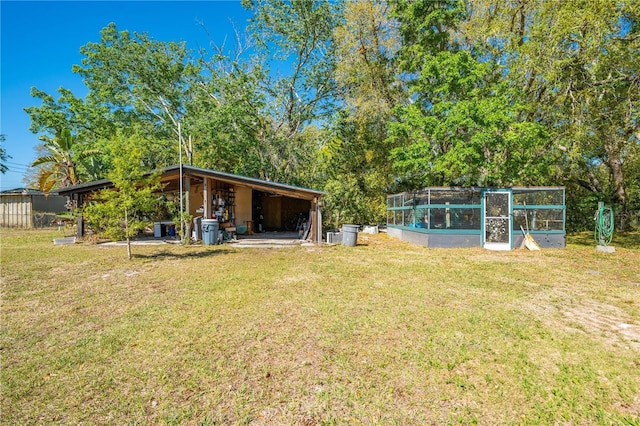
[607, 155, 626, 206]
[125, 207, 132, 260]
[604, 138, 627, 230]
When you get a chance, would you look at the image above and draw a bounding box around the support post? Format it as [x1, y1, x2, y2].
[178, 122, 184, 240]
[77, 215, 84, 238]
[204, 178, 212, 219]
[313, 197, 323, 244]
[184, 176, 191, 242]
[76, 193, 85, 238]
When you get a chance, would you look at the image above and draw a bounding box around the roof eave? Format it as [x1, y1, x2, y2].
[55, 165, 324, 199]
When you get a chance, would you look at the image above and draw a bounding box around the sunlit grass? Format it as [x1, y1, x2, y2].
[2, 229, 639, 424]
[568, 230, 640, 248]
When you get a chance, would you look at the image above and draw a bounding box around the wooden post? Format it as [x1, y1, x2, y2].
[184, 176, 192, 242]
[76, 193, 84, 238]
[77, 215, 84, 238]
[204, 178, 212, 219]
[311, 198, 317, 243]
[316, 199, 323, 244]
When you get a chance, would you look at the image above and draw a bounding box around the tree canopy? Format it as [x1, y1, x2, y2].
[24, 0, 640, 230]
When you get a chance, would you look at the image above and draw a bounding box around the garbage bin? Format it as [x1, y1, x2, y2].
[342, 224, 359, 247]
[202, 219, 219, 245]
[193, 216, 202, 241]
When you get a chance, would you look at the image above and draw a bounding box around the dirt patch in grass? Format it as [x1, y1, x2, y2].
[564, 302, 640, 350]
[556, 297, 639, 349]
[520, 289, 640, 350]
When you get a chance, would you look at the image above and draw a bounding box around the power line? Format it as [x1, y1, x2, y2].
[2, 168, 29, 174]
[2, 162, 33, 173]
[2, 164, 31, 173]
[5, 161, 33, 168]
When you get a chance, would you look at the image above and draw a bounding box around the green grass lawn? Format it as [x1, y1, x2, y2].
[1, 229, 639, 425]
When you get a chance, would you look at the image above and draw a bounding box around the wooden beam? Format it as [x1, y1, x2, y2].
[204, 177, 212, 219]
[316, 198, 323, 244]
[184, 175, 192, 241]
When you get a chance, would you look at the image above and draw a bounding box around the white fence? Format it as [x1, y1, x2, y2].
[1, 192, 68, 228]
[0, 194, 33, 228]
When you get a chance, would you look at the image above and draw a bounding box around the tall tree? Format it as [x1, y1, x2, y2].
[319, 111, 393, 227]
[74, 24, 198, 139]
[532, 0, 639, 211]
[25, 87, 114, 145]
[240, 0, 341, 184]
[189, 42, 270, 178]
[25, 23, 198, 176]
[389, 0, 553, 189]
[320, 0, 404, 227]
[334, 0, 402, 118]
[461, 0, 640, 224]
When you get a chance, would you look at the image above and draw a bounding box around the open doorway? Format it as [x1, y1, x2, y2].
[252, 190, 311, 232]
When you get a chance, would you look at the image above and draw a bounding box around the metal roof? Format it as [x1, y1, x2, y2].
[55, 165, 324, 199]
[0, 187, 63, 196]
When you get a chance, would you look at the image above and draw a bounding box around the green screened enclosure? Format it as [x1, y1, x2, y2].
[386, 187, 565, 250]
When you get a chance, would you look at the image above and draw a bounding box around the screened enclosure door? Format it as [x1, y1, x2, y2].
[483, 191, 511, 250]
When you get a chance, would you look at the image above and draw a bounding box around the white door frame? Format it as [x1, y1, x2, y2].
[483, 191, 511, 250]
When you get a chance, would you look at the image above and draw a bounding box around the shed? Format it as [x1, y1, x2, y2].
[56, 165, 325, 243]
[0, 188, 68, 228]
[387, 187, 566, 249]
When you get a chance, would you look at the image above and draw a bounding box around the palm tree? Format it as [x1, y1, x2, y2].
[30, 129, 101, 194]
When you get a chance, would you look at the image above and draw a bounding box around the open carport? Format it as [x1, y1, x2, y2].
[57, 165, 325, 243]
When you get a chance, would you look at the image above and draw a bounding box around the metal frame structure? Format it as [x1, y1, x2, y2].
[387, 187, 566, 249]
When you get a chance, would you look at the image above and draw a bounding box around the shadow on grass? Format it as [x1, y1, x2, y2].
[134, 247, 235, 260]
[567, 231, 640, 248]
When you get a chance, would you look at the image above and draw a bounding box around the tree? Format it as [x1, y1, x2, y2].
[24, 86, 115, 185]
[316, 1, 405, 227]
[75, 23, 198, 137]
[0, 134, 10, 174]
[532, 0, 639, 214]
[386, 0, 557, 191]
[188, 47, 270, 179]
[83, 133, 164, 260]
[30, 128, 101, 193]
[334, 1, 402, 118]
[240, 0, 341, 185]
[389, 49, 554, 188]
[25, 23, 198, 176]
[458, 0, 640, 227]
[319, 111, 392, 228]
[25, 86, 114, 146]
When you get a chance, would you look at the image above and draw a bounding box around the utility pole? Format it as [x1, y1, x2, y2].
[178, 122, 185, 241]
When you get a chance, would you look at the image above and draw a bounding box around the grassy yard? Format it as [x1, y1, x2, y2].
[1, 229, 639, 425]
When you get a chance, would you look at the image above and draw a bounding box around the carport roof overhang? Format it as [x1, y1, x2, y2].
[56, 165, 324, 201]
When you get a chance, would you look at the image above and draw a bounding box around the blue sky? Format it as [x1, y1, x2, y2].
[0, 0, 253, 190]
